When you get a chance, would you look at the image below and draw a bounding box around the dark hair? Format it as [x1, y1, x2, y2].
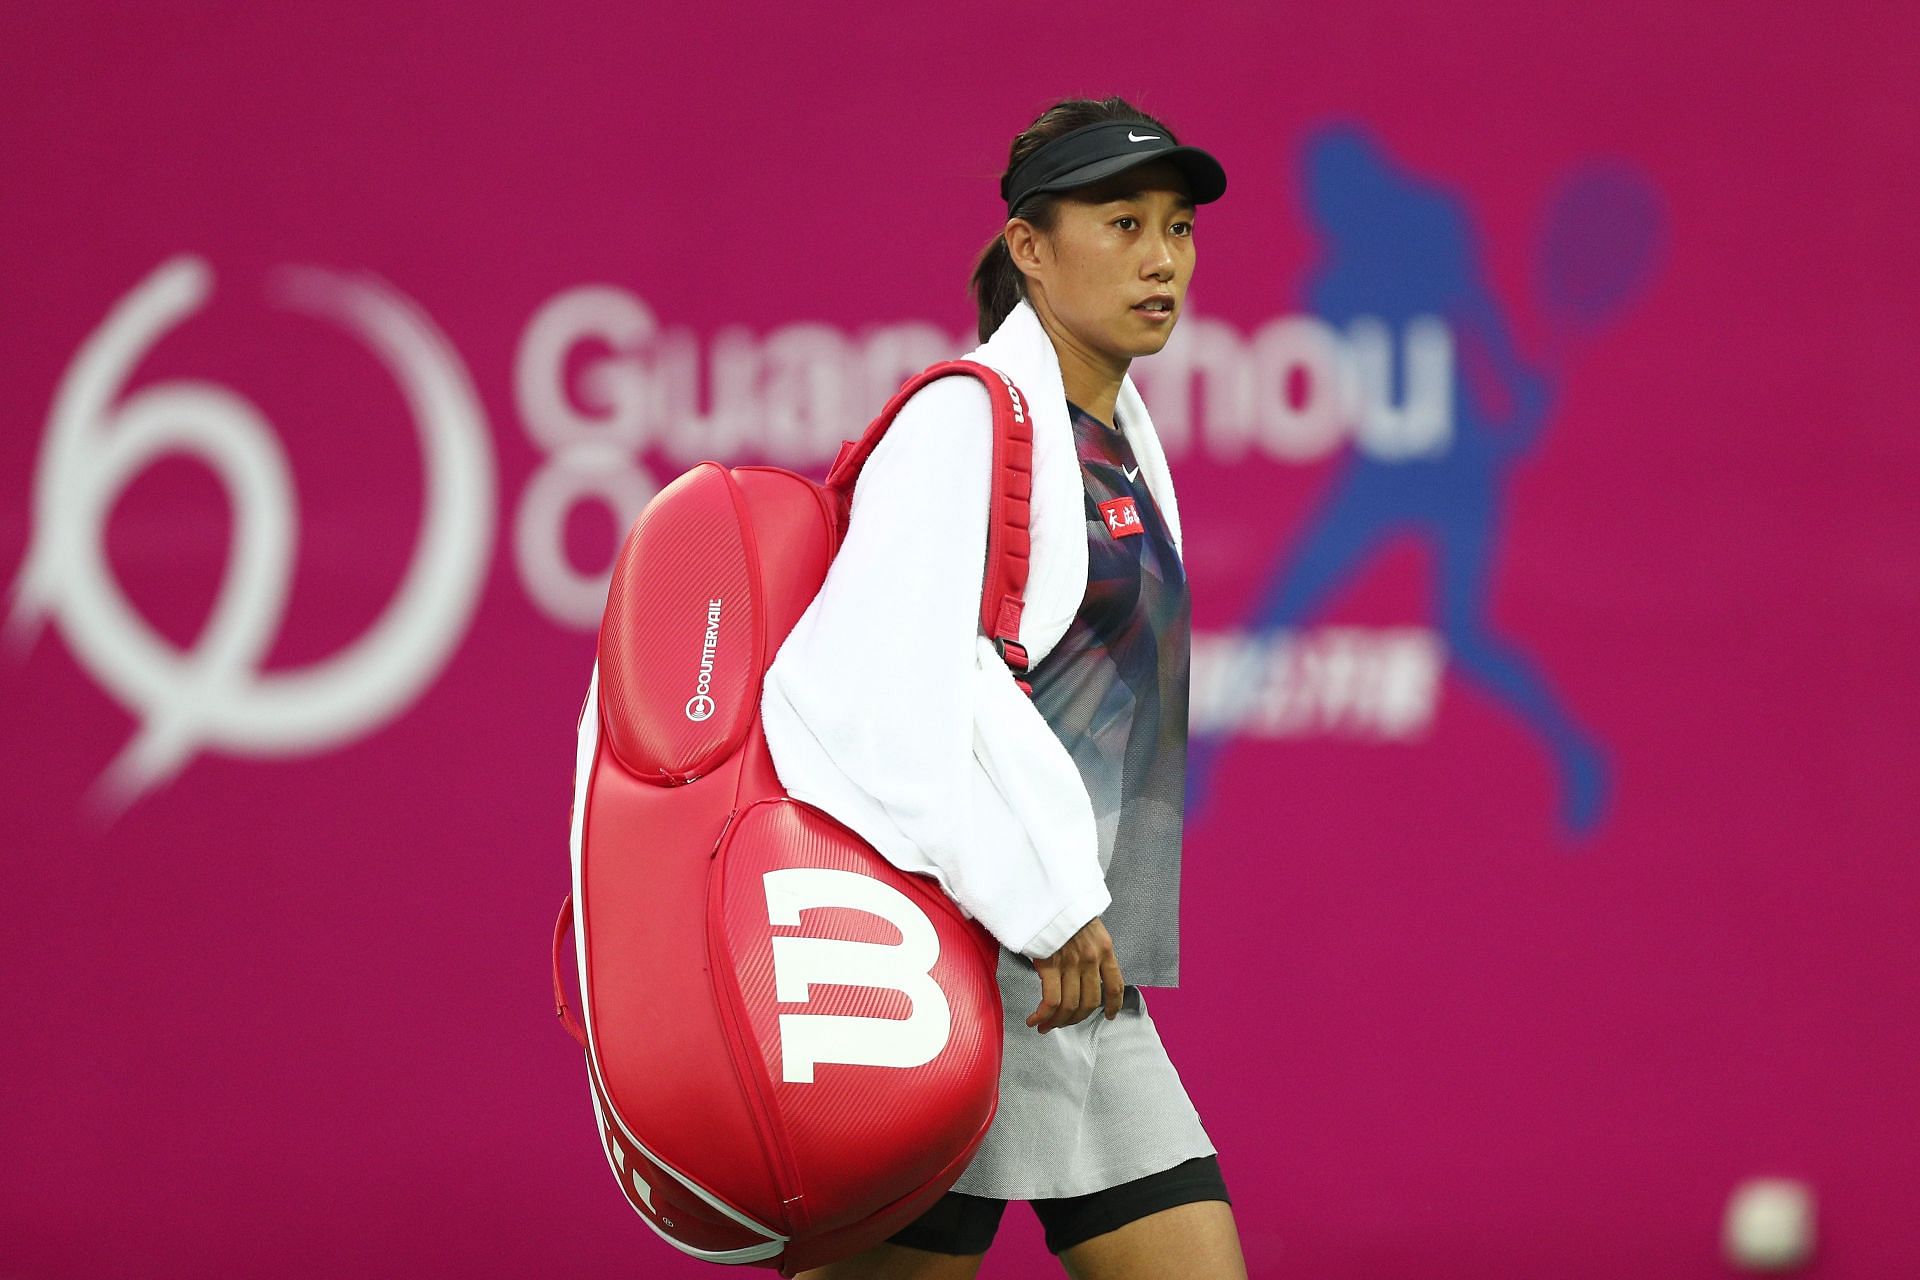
[971, 95, 1180, 342]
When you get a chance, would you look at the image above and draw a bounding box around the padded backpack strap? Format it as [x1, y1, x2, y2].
[825, 359, 1035, 691]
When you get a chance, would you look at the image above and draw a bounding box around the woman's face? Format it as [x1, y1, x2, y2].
[1009, 158, 1197, 365]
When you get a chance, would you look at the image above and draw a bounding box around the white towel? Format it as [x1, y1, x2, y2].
[759, 297, 1184, 960]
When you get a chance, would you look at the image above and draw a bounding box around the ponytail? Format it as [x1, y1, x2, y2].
[969, 194, 1055, 342]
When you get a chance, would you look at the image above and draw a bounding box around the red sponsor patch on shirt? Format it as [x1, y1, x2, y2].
[1098, 496, 1143, 538]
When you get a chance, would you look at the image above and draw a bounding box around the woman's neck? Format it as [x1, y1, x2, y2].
[1033, 300, 1125, 429]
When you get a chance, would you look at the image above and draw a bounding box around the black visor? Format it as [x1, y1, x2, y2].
[1001, 119, 1227, 212]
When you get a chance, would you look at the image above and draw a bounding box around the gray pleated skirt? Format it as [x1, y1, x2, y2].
[946, 945, 1217, 1201]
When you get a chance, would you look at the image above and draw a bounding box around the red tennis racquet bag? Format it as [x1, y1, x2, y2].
[552, 360, 1037, 1273]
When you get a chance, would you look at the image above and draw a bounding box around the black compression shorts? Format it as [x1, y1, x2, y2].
[884, 1154, 1230, 1256]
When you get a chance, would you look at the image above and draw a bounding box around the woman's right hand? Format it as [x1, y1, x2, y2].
[1028, 916, 1124, 1033]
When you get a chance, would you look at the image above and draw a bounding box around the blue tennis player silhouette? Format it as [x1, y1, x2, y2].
[1189, 123, 1664, 839]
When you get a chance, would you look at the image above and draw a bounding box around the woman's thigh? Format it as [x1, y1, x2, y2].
[794, 1242, 987, 1280]
[1057, 1199, 1247, 1280]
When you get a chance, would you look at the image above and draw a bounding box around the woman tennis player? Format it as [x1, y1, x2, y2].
[762, 95, 1246, 1279]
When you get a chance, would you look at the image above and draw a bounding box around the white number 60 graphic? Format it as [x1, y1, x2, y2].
[6, 255, 496, 816]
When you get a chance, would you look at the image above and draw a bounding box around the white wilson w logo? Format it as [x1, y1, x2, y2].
[762, 868, 951, 1084]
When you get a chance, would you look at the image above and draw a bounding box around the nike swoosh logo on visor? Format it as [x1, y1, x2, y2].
[1128, 132, 1161, 142]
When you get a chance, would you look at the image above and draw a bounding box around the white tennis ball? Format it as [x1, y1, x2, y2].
[1722, 1177, 1815, 1271]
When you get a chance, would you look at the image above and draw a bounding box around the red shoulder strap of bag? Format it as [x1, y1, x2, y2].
[823, 359, 1035, 692]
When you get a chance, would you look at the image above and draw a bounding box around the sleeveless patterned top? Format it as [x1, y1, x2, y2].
[1025, 398, 1192, 986]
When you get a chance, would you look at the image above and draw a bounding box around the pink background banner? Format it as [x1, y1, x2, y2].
[3, 4, 1915, 1276]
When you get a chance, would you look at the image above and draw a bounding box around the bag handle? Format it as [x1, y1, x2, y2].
[824, 359, 1035, 690]
[552, 894, 587, 1048]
